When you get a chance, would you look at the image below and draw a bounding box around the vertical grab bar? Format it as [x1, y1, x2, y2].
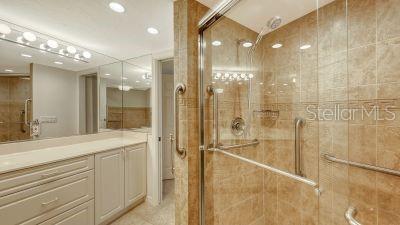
[24, 98, 31, 126]
[345, 207, 362, 225]
[175, 83, 187, 159]
[206, 85, 219, 148]
[294, 117, 305, 176]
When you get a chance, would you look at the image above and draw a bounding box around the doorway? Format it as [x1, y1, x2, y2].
[161, 59, 175, 181]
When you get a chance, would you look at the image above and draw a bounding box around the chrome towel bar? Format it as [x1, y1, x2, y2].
[345, 207, 362, 225]
[174, 83, 186, 159]
[322, 153, 400, 177]
[213, 147, 318, 187]
[218, 139, 259, 150]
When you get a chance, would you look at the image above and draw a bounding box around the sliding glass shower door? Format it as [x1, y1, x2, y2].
[199, 0, 400, 224]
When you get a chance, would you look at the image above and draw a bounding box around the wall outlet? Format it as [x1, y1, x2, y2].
[39, 116, 57, 123]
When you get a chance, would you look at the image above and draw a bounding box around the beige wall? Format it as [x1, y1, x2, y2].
[32, 64, 79, 138]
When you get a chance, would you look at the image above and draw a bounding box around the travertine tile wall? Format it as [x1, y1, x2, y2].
[0, 76, 31, 142]
[202, 14, 265, 225]
[173, 0, 208, 224]
[194, 0, 400, 224]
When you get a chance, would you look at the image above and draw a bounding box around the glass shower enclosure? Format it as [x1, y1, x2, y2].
[199, 0, 400, 224]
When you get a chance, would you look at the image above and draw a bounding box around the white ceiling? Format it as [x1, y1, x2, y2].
[0, 0, 174, 60]
[198, 0, 334, 33]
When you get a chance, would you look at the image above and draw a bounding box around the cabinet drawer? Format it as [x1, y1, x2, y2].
[0, 155, 94, 197]
[39, 200, 94, 225]
[0, 170, 94, 225]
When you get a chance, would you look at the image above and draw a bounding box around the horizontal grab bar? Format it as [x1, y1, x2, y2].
[322, 153, 400, 177]
[218, 139, 259, 150]
[213, 148, 318, 187]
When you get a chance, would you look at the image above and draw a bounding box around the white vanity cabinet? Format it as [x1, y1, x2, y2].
[94, 148, 125, 225]
[0, 156, 95, 225]
[94, 143, 147, 225]
[124, 144, 146, 207]
[0, 141, 147, 225]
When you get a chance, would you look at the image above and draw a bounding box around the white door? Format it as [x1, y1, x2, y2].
[95, 148, 124, 225]
[124, 144, 147, 207]
[162, 74, 175, 180]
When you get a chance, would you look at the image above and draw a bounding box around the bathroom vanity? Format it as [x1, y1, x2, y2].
[0, 132, 147, 225]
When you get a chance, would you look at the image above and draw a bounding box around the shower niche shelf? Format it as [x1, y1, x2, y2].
[253, 109, 279, 119]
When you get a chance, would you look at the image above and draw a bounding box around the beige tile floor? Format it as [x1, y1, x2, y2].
[111, 180, 175, 225]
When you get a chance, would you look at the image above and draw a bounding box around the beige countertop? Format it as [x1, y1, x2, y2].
[0, 136, 147, 175]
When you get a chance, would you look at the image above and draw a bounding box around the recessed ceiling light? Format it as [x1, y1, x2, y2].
[0, 24, 11, 35]
[300, 44, 311, 50]
[109, 2, 125, 13]
[272, 43, 283, 49]
[259, 82, 264, 85]
[54, 61, 63, 65]
[21, 53, 32, 58]
[105, 73, 111, 76]
[22, 32, 36, 42]
[4, 69, 13, 72]
[212, 40, 222, 46]
[147, 27, 159, 35]
[82, 51, 92, 59]
[135, 80, 140, 83]
[122, 77, 128, 80]
[242, 41, 253, 48]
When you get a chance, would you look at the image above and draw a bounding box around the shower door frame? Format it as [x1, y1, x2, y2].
[197, 1, 242, 225]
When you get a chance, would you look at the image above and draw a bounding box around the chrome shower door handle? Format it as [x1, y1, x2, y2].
[169, 133, 175, 174]
[294, 117, 305, 176]
[175, 83, 187, 159]
[345, 207, 362, 225]
[24, 98, 31, 126]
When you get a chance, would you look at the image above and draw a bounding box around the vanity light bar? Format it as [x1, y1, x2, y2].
[0, 23, 90, 63]
[212, 71, 255, 82]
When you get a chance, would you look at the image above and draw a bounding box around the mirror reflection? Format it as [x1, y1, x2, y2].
[0, 21, 128, 142]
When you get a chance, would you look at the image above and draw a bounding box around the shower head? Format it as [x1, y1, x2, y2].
[268, 16, 282, 30]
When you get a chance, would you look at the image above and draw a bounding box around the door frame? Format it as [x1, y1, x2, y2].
[151, 50, 173, 205]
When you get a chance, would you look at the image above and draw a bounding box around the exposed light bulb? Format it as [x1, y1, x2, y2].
[47, 40, 58, 49]
[240, 73, 246, 78]
[248, 73, 254, 78]
[82, 51, 91, 59]
[224, 73, 230, 78]
[232, 73, 238, 78]
[67, 46, 77, 54]
[22, 32, 36, 42]
[0, 24, 11, 35]
[105, 73, 111, 76]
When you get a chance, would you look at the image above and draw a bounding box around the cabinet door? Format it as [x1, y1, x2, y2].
[95, 148, 124, 225]
[124, 144, 146, 207]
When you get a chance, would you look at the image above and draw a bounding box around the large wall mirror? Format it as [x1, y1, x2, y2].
[0, 21, 142, 143]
